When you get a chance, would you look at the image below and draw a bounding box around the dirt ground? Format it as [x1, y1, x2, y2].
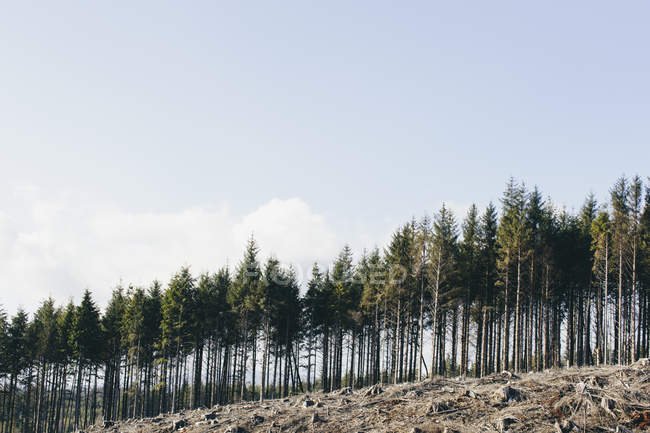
[88, 359, 650, 433]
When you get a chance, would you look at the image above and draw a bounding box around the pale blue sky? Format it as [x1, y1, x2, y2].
[0, 1, 648, 311]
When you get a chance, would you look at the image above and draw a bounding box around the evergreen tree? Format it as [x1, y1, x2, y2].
[458, 205, 480, 376]
[303, 263, 324, 392]
[101, 288, 126, 421]
[478, 203, 498, 376]
[639, 180, 650, 358]
[497, 179, 530, 371]
[5, 309, 28, 432]
[610, 176, 630, 364]
[71, 290, 102, 430]
[162, 267, 195, 412]
[228, 236, 263, 401]
[430, 204, 458, 377]
[592, 208, 611, 364]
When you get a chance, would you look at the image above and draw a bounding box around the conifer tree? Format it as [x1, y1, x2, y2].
[497, 179, 530, 371]
[142, 282, 162, 416]
[458, 205, 480, 376]
[71, 290, 102, 430]
[358, 248, 386, 384]
[228, 237, 263, 401]
[639, 181, 650, 358]
[302, 263, 324, 393]
[610, 176, 630, 364]
[5, 309, 28, 432]
[592, 209, 611, 364]
[629, 176, 643, 361]
[578, 194, 598, 366]
[430, 204, 458, 377]
[101, 288, 126, 420]
[122, 286, 146, 417]
[162, 268, 194, 412]
[330, 245, 357, 388]
[478, 203, 498, 376]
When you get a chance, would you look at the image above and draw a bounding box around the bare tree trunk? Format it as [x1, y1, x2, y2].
[260, 320, 269, 401]
[632, 233, 638, 361]
[479, 306, 488, 377]
[514, 248, 522, 372]
[503, 259, 510, 372]
[543, 264, 550, 369]
[74, 358, 83, 430]
[618, 243, 623, 365]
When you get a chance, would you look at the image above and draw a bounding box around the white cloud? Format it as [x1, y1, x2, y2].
[0, 190, 344, 314]
[235, 198, 338, 267]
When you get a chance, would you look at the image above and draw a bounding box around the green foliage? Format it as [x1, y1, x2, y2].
[57, 301, 76, 363]
[0, 307, 6, 377]
[71, 290, 103, 365]
[479, 202, 499, 293]
[432, 204, 459, 306]
[610, 176, 630, 248]
[162, 267, 195, 354]
[6, 309, 29, 374]
[30, 298, 60, 364]
[497, 179, 531, 266]
[102, 287, 126, 361]
[359, 248, 386, 314]
[229, 236, 264, 329]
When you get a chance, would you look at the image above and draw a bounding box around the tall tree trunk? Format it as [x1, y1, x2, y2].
[430, 249, 442, 378]
[503, 260, 510, 372]
[74, 358, 83, 430]
[514, 248, 521, 372]
[618, 243, 623, 365]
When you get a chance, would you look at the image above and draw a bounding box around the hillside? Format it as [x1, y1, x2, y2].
[89, 360, 650, 433]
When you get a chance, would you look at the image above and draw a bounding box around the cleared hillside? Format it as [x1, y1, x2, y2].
[89, 360, 650, 433]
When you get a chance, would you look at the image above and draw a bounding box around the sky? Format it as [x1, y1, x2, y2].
[0, 1, 648, 314]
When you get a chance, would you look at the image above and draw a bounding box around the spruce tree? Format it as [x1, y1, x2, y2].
[478, 203, 498, 376]
[71, 290, 102, 430]
[497, 179, 530, 371]
[458, 205, 480, 376]
[591, 209, 611, 364]
[101, 288, 126, 420]
[162, 267, 195, 412]
[228, 236, 263, 401]
[430, 204, 458, 377]
[610, 176, 629, 364]
[5, 309, 28, 432]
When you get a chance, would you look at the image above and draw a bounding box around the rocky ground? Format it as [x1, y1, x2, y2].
[89, 359, 650, 433]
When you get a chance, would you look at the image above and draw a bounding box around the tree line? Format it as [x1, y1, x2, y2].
[1, 175, 649, 432]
